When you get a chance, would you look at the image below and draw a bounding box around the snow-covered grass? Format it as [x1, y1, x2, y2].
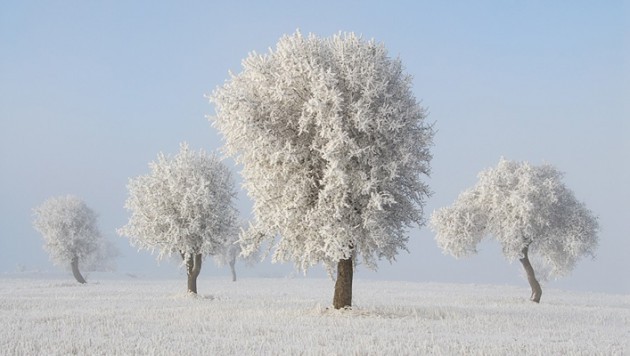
[1, 275, 628, 355]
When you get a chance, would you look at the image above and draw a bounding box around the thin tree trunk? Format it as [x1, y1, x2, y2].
[185, 253, 203, 294]
[70, 257, 87, 284]
[333, 257, 353, 309]
[519, 247, 542, 303]
[229, 258, 237, 282]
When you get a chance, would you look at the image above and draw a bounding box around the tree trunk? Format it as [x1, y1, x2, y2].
[519, 247, 542, 303]
[229, 258, 237, 282]
[185, 253, 203, 294]
[333, 257, 353, 309]
[70, 257, 87, 284]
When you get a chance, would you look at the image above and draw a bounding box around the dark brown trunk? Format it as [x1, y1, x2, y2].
[519, 247, 542, 303]
[333, 257, 353, 309]
[229, 258, 237, 282]
[185, 253, 202, 294]
[70, 257, 87, 284]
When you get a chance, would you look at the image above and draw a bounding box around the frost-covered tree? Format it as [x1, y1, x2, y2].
[431, 158, 599, 303]
[213, 235, 240, 282]
[210, 31, 434, 308]
[213, 221, 259, 282]
[33, 195, 114, 284]
[118, 143, 238, 294]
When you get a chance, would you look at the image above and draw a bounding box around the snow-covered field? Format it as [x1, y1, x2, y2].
[1, 275, 628, 355]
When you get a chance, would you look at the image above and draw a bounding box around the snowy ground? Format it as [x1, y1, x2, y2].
[1, 275, 628, 355]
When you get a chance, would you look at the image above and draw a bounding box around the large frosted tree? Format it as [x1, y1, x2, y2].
[118, 143, 238, 294]
[33, 195, 114, 284]
[431, 158, 599, 303]
[210, 31, 434, 308]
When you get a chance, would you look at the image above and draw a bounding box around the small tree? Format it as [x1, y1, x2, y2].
[431, 158, 599, 303]
[118, 143, 238, 294]
[213, 235, 240, 282]
[33, 195, 114, 283]
[213, 222, 259, 282]
[210, 31, 433, 308]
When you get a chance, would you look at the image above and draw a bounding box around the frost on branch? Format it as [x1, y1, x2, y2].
[431, 158, 599, 279]
[33, 195, 115, 279]
[210, 31, 434, 273]
[118, 143, 238, 262]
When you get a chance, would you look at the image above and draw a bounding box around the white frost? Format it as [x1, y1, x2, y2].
[431, 158, 599, 279]
[32, 195, 115, 272]
[210, 31, 434, 273]
[118, 143, 239, 262]
[0, 276, 627, 355]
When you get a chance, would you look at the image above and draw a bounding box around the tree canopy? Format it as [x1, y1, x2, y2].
[118, 143, 238, 261]
[431, 158, 599, 279]
[33, 195, 115, 282]
[210, 31, 434, 274]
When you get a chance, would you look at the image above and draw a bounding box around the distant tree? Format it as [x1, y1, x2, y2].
[213, 235, 240, 282]
[210, 31, 434, 308]
[430, 158, 599, 303]
[213, 222, 259, 282]
[33, 195, 115, 283]
[118, 143, 238, 294]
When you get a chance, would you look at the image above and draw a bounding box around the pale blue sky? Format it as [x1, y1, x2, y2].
[1, 1, 628, 293]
